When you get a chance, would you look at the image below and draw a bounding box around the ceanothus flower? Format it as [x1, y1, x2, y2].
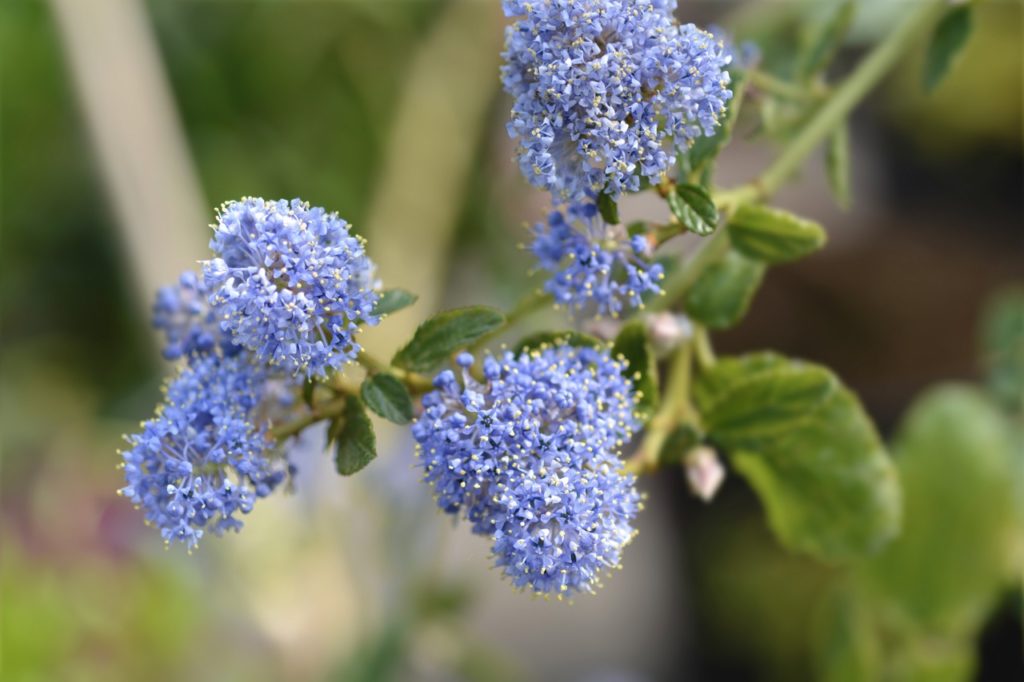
[153, 270, 239, 360]
[412, 345, 642, 597]
[203, 197, 380, 379]
[531, 202, 664, 318]
[119, 354, 289, 550]
[501, 0, 733, 202]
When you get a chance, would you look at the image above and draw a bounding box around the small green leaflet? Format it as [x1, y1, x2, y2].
[360, 373, 414, 424]
[684, 249, 765, 330]
[612, 320, 659, 421]
[334, 398, 377, 475]
[392, 306, 505, 372]
[727, 203, 826, 264]
[372, 288, 418, 317]
[923, 5, 973, 93]
[597, 191, 619, 224]
[667, 183, 718, 236]
[302, 378, 316, 408]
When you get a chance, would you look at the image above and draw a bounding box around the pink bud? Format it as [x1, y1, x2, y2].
[684, 446, 726, 502]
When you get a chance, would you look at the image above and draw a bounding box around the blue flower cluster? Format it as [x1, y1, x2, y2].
[153, 270, 238, 360]
[501, 0, 733, 203]
[531, 203, 664, 318]
[412, 345, 642, 596]
[124, 196, 379, 549]
[204, 197, 380, 379]
[119, 354, 289, 550]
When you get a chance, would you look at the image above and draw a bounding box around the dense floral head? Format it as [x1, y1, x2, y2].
[501, 0, 732, 203]
[153, 270, 239, 360]
[531, 203, 664, 318]
[203, 197, 380, 379]
[412, 344, 642, 596]
[119, 354, 290, 550]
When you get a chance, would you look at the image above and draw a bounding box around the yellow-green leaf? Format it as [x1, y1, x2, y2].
[727, 204, 826, 264]
[684, 249, 765, 329]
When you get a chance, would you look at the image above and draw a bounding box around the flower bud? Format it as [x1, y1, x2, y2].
[646, 312, 693, 355]
[684, 446, 726, 503]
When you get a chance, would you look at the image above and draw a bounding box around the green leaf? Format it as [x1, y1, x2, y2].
[360, 373, 414, 424]
[597, 191, 619, 224]
[980, 288, 1024, 411]
[923, 5, 973, 93]
[372, 288, 418, 317]
[861, 385, 1018, 637]
[612, 320, 659, 420]
[334, 398, 377, 475]
[695, 353, 901, 561]
[686, 68, 750, 177]
[684, 249, 765, 330]
[626, 221, 650, 238]
[302, 378, 316, 408]
[815, 586, 882, 682]
[695, 354, 837, 444]
[798, 1, 856, 81]
[825, 123, 851, 210]
[513, 330, 602, 354]
[325, 415, 346, 448]
[727, 203, 826, 264]
[392, 306, 505, 372]
[667, 183, 718, 236]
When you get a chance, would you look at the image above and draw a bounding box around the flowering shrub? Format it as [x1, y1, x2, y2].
[119, 0, 985, 607]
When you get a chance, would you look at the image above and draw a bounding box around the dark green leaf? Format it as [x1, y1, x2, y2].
[695, 353, 901, 561]
[302, 378, 316, 408]
[626, 221, 651, 238]
[686, 68, 750, 177]
[727, 203, 826, 264]
[923, 5, 973, 93]
[392, 306, 505, 372]
[597, 191, 619, 224]
[360, 373, 414, 424]
[513, 330, 602, 354]
[825, 123, 851, 210]
[684, 249, 765, 329]
[658, 424, 702, 467]
[612, 320, 659, 420]
[334, 398, 377, 475]
[372, 288, 418, 317]
[667, 183, 718, 236]
[326, 415, 346, 449]
[799, 1, 856, 81]
[861, 385, 1018, 636]
[980, 288, 1024, 411]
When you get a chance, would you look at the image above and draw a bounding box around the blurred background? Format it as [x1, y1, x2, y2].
[1, 1, 1021, 681]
